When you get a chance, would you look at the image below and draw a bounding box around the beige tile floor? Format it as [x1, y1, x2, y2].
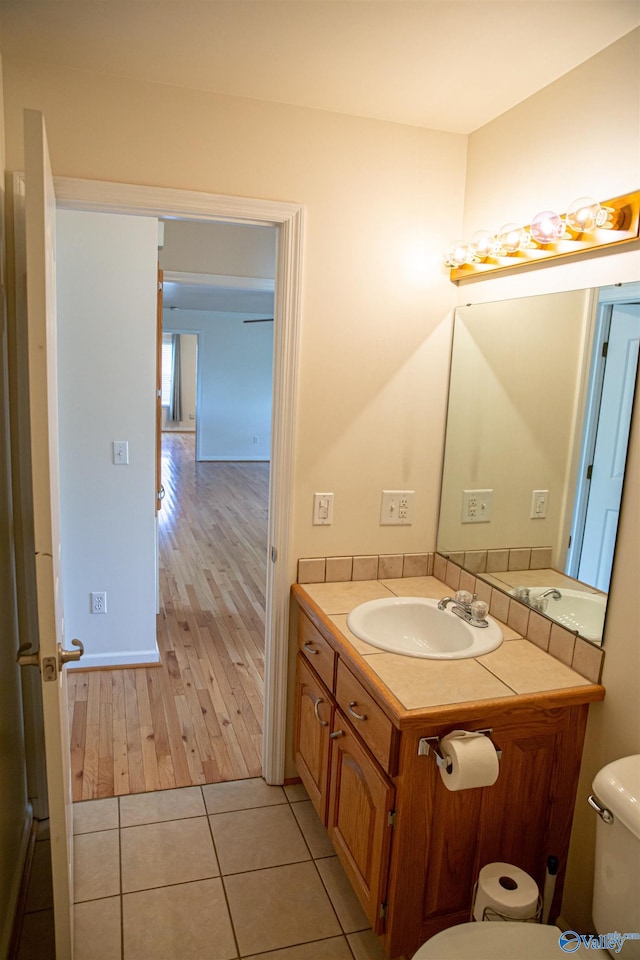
[19, 779, 391, 960]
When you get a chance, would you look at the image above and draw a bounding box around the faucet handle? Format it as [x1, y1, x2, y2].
[455, 590, 475, 608]
[470, 599, 489, 622]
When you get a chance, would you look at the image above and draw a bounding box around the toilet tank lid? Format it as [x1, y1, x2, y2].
[592, 755, 640, 839]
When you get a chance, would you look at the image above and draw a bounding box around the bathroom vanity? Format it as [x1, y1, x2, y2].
[292, 578, 605, 960]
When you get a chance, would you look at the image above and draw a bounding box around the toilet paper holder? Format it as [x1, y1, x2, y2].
[417, 729, 502, 773]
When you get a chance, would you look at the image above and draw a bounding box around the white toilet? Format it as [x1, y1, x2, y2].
[413, 755, 640, 959]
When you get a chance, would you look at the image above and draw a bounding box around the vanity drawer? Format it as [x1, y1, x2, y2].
[336, 661, 396, 773]
[298, 612, 336, 690]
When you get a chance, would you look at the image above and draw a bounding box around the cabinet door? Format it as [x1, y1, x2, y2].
[293, 654, 333, 823]
[328, 710, 395, 932]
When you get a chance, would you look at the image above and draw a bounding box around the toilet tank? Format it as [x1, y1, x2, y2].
[591, 755, 640, 959]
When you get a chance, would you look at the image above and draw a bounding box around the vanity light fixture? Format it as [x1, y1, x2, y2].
[445, 190, 640, 282]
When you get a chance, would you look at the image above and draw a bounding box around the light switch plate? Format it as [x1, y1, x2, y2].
[313, 492, 334, 525]
[530, 489, 549, 519]
[113, 441, 129, 465]
[461, 489, 493, 524]
[380, 490, 415, 525]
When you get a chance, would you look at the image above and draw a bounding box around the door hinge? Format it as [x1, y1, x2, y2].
[387, 810, 396, 828]
[379, 902, 388, 921]
[586, 464, 593, 480]
[602, 340, 608, 358]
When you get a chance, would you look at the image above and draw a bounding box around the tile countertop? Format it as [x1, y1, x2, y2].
[293, 576, 605, 720]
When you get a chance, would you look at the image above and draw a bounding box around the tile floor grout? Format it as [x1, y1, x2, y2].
[62, 780, 387, 960]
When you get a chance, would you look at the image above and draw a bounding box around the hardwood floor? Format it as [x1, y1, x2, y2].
[67, 433, 269, 799]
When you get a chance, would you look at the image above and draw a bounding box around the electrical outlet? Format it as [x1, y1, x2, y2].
[380, 490, 415, 525]
[91, 591, 107, 614]
[461, 489, 493, 523]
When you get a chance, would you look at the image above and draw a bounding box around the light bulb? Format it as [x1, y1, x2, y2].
[469, 230, 496, 259]
[530, 210, 565, 244]
[565, 197, 608, 233]
[496, 223, 530, 254]
[446, 241, 472, 267]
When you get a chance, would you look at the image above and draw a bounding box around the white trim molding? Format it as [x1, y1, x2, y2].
[53, 175, 304, 785]
[163, 271, 275, 293]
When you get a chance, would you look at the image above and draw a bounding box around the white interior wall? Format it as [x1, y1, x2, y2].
[165, 310, 273, 460]
[463, 29, 640, 933]
[56, 209, 159, 667]
[162, 333, 197, 432]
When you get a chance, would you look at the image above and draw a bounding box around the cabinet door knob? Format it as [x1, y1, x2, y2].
[348, 701, 367, 722]
[303, 642, 319, 655]
[313, 697, 328, 727]
[330, 729, 345, 739]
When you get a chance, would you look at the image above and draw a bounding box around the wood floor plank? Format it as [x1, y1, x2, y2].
[67, 432, 267, 797]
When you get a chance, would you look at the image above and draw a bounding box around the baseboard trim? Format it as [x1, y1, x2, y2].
[67, 650, 161, 670]
[3, 803, 34, 960]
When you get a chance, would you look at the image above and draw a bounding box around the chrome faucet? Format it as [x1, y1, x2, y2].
[438, 591, 489, 628]
[437, 597, 456, 611]
[540, 588, 562, 601]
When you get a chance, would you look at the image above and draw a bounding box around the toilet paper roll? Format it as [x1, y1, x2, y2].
[473, 862, 539, 921]
[439, 730, 499, 792]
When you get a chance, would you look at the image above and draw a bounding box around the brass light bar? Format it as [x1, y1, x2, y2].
[448, 190, 640, 283]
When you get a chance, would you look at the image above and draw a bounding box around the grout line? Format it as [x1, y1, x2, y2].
[203, 786, 241, 959]
[118, 796, 124, 960]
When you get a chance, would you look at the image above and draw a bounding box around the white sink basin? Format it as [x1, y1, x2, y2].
[346, 597, 503, 660]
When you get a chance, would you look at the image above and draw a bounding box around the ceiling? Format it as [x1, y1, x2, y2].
[1, 1, 638, 134]
[163, 272, 275, 313]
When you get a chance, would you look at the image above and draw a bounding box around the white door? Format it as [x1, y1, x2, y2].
[578, 302, 640, 591]
[22, 108, 81, 958]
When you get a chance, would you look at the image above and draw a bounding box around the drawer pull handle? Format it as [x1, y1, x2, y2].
[348, 701, 367, 722]
[303, 642, 319, 655]
[330, 729, 345, 739]
[313, 697, 328, 727]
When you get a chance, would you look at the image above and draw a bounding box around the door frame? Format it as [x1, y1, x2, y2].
[566, 281, 640, 580]
[52, 175, 304, 784]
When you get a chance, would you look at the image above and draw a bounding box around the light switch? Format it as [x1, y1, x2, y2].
[531, 489, 549, 519]
[313, 492, 334, 525]
[113, 441, 129, 465]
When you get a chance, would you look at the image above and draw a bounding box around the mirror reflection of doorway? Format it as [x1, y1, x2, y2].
[567, 290, 640, 592]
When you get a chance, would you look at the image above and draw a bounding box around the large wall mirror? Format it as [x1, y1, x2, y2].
[437, 280, 640, 648]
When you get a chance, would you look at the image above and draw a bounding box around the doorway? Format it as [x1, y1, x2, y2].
[567, 283, 640, 591]
[28, 176, 302, 803]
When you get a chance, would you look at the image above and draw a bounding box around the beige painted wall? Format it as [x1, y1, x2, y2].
[1, 25, 638, 938]
[463, 30, 640, 932]
[2, 56, 465, 566]
[0, 52, 30, 957]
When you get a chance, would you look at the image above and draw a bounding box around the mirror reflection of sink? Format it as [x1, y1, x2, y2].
[346, 597, 503, 660]
[512, 588, 606, 644]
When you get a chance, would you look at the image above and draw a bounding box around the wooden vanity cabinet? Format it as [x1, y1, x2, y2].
[292, 597, 602, 960]
[293, 653, 333, 821]
[328, 709, 395, 931]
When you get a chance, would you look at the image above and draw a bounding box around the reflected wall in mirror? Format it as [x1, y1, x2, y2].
[437, 281, 640, 647]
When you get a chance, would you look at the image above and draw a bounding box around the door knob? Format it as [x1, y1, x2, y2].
[58, 638, 85, 666]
